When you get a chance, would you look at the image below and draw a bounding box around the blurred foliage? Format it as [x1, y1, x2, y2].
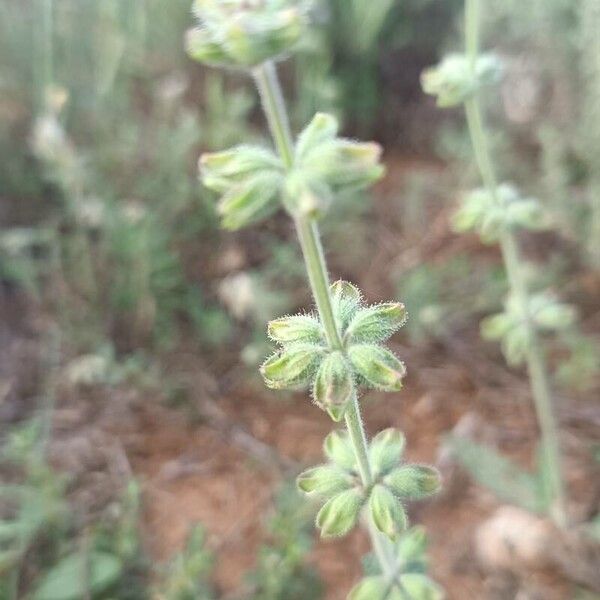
[294, 0, 463, 136]
[244, 484, 323, 600]
[155, 525, 215, 600]
[0, 421, 148, 599]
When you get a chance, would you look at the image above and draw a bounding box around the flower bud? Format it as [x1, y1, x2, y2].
[283, 171, 331, 218]
[369, 428, 406, 477]
[295, 112, 339, 160]
[292, 112, 384, 211]
[321, 140, 385, 192]
[506, 198, 546, 231]
[267, 314, 324, 344]
[480, 313, 514, 341]
[400, 573, 444, 600]
[297, 464, 353, 497]
[217, 172, 282, 230]
[453, 184, 546, 243]
[260, 344, 323, 389]
[186, 28, 230, 67]
[345, 302, 407, 344]
[397, 526, 428, 564]
[421, 53, 502, 108]
[313, 351, 355, 421]
[384, 465, 441, 500]
[348, 576, 388, 600]
[369, 484, 408, 541]
[348, 344, 406, 392]
[330, 280, 362, 332]
[323, 430, 357, 471]
[530, 294, 576, 331]
[200, 145, 282, 193]
[502, 326, 530, 366]
[187, 1, 309, 69]
[316, 488, 363, 538]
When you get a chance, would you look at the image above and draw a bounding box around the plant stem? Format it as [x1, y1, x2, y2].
[252, 61, 294, 169]
[253, 60, 399, 579]
[294, 216, 343, 350]
[499, 231, 567, 525]
[463, 0, 567, 526]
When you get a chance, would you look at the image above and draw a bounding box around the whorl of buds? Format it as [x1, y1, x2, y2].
[296, 428, 441, 540]
[286, 113, 384, 216]
[453, 184, 547, 243]
[261, 281, 407, 419]
[186, 0, 310, 68]
[199, 114, 384, 228]
[421, 53, 502, 108]
[481, 292, 576, 365]
[200, 146, 284, 230]
[349, 573, 444, 600]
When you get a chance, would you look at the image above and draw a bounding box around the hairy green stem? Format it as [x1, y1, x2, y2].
[295, 216, 343, 350]
[464, 0, 567, 525]
[252, 61, 294, 169]
[253, 60, 399, 580]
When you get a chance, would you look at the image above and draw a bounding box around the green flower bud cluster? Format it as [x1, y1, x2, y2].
[261, 280, 407, 420]
[481, 292, 577, 365]
[285, 113, 385, 217]
[421, 53, 502, 108]
[200, 145, 285, 230]
[199, 113, 384, 229]
[186, 0, 310, 68]
[297, 429, 441, 539]
[349, 573, 443, 600]
[453, 184, 546, 243]
[348, 526, 442, 599]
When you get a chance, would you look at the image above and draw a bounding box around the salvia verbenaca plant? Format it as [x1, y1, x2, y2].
[186, 1, 442, 598]
[422, 0, 577, 526]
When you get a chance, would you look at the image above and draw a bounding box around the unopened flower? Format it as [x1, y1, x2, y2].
[186, 0, 310, 68]
[421, 52, 502, 108]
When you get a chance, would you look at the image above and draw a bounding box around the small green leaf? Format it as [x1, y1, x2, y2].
[348, 344, 406, 392]
[316, 488, 363, 538]
[33, 552, 122, 600]
[369, 428, 406, 476]
[384, 465, 441, 500]
[345, 302, 407, 344]
[323, 430, 357, 471]
[369, 484, 408, 540]
[260, 344, 323, 390]
[297, 464, 353, 497]
[312, 351, 355, 421]
[267, 314, 324, 345]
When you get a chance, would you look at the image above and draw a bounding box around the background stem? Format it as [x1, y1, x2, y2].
[463, 0, 567, 525]
[253, 60, 399, 582]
